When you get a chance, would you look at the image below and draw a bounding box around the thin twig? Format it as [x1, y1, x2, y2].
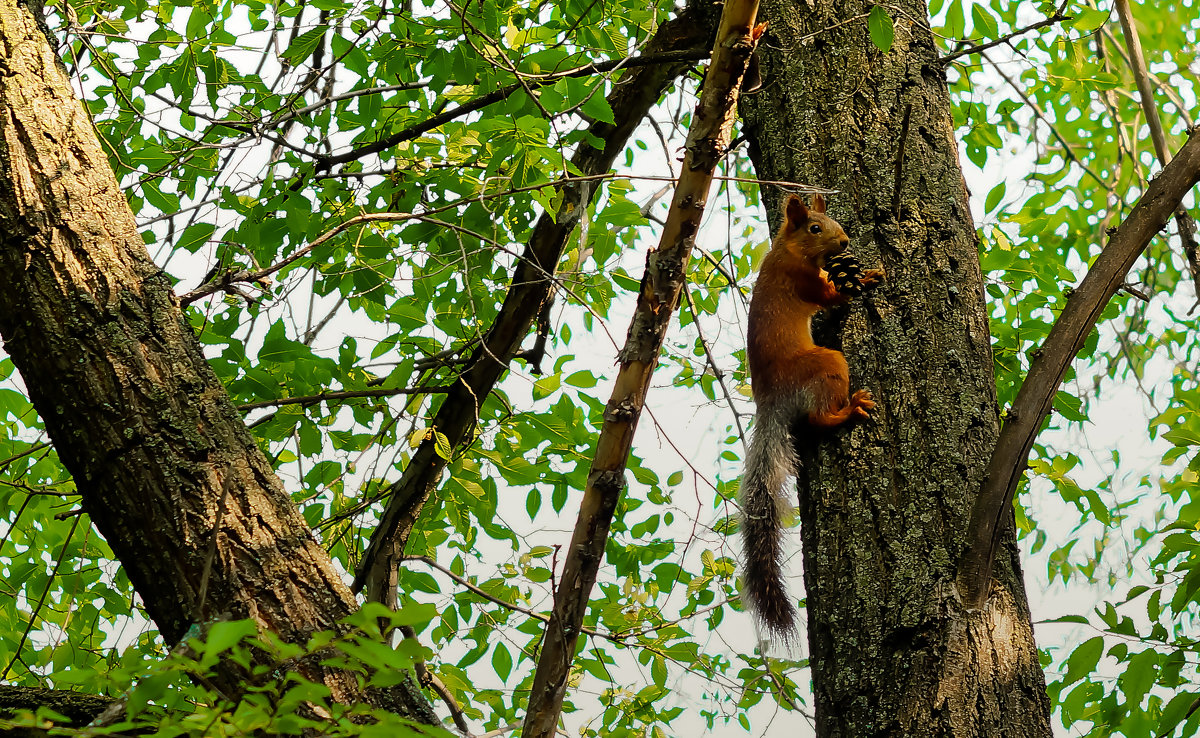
[0, 442, 51, 472]
[983, 51, 1110, 190]
[321, 49, 711, 168]
[682, 289, 747, 452]
[236, 386, 452, 412]
[940, 2, 1070, 66]
[475, 722, 522, 738]
[1112, 0, 1200, 303]
[399, 623, 471, 735]
[1099, 26, 1195, 130]
[404, 556, 606, 642]
[1, 515, 81, 681]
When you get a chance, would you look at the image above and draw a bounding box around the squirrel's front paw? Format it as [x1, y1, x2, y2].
[859, 268, 885, 287]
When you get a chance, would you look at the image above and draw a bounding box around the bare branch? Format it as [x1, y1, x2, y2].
[521, 3, 764, 736]
[180, 212, 417, 305]
[321, 49, 710, 169]
[236, 386, 451, 412]
[0, 441, 51, 472]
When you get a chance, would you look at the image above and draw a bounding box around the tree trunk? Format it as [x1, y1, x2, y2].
[739, 1, 1053, 735]
[0, 0, 433, 720]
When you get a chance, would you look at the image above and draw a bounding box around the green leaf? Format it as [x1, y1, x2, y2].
[532, 373, 561, 400]
[433, 430, 453, 460]
[1071, 7, 1111, 33]
[526, 487, 541, 519]
[284, 27, 327, 65]
[1063, 637, 1104, 685]
[869, 6, 894, 53]
[943, 0, 965, 38]
[581, 88, 615, 124]
[1053, 391, 1087, 423]
[1159, 692, 1199, 736]
[1118, 649, 1159, 708]
[1043, 614, 1089, 624]
[970, 4, 998, 39]
[650, 654, 667, 687]
[984, 182, 1006, 213]
[197, 619, 259, 660]
[565, 370, 597, 388]
[492, 643, 513, 682]
[176, 223, 215, 253]
[552, 479, 568, 513]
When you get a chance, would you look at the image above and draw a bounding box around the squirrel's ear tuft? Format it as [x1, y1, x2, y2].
[812, 194, 826, 213]
[784, 195, 809, 228]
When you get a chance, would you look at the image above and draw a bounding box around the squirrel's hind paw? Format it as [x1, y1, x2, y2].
[850, 389, 876, 419]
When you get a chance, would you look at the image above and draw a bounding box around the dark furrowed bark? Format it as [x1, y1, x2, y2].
[739, 1, 1053, 735]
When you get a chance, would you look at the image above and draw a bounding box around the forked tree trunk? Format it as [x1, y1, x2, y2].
[0, 0, 434, 719]
[739, 1, 1053, 735]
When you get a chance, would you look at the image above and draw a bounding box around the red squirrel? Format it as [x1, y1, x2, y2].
[741, 193, 883, 640]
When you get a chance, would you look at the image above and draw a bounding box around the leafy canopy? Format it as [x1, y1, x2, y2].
[0, 0, 1197, 736]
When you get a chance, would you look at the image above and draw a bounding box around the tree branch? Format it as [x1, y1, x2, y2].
[350, 0, 725, 605]
[179, 173, 623, 306]
[520, 3, 764, 737]
[321, 49, 710, 169]
[1111, 0, 1200, 305]
[180, 212, 417, 305]
[957, 127, 1200, 609]
[236, 386, 451, 412]
[939, 1, 1070, 66]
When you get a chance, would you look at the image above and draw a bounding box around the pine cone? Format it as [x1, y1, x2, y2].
[825, 252, 865, 296]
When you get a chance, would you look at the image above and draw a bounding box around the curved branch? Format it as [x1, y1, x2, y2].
[957, 127, 1200, 609]
[236, 386, 451, 412]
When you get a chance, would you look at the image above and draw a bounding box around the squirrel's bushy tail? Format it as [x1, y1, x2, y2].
[739, 400, 799, 641]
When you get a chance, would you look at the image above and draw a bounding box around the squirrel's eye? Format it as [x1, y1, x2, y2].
[809, 224, 822, 234]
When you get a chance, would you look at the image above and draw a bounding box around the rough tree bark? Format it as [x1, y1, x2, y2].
[739, 1, 1054, 735]
[0, 0, 435, 720]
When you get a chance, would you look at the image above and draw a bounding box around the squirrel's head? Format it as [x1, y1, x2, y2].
[774, 194, 850, 268]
